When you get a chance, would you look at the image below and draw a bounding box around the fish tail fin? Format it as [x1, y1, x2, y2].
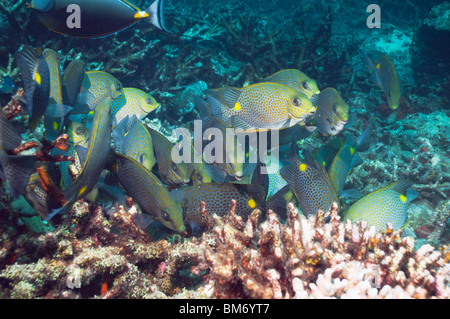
[46, 199, 74, 221]
[145, 0, 170, 33]
[0, 154, 36, 198]
[355, 124, 372, 152]
[16, 46, 40, 115]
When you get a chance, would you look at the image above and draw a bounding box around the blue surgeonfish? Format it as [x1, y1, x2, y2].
[29, 0, 170, 38]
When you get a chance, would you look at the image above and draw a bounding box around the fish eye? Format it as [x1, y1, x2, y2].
[197, 173, 203, 181]
[115, 83, 122, 92]
[75, 128, 82, 135]
[291, 97, 301, 107]
[332, 104, 337, 112]
[302, 82, 309, 90]
[171, 163, 178, 172]
[145, 97, 152, 104]
[161, 210, 171, 221]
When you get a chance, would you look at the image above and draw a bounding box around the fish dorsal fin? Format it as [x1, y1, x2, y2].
[223, 87, 242, 109]
[0, 111, 22, 151]
[390, 180, 413, 196]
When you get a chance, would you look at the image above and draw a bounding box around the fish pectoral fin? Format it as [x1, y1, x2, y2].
[203, 164, 226, 183]
[74, 145, 88, 168]
[279, 164, 296, 186]
[230, 116, 253, 132]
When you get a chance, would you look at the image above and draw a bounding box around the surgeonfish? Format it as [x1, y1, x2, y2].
[280, 151, 339, 216]
[47, 99, 113, 219]
[364, 52, 401, 110]
[42, 49, 72, 141]
[260, 69, 320, 99]
[147, 127, 191, 186]
[327, 126, 371, 196]
[311, 88, 349, 136]
[205, 82, 316, 131]
[172, 183, 264, 233]
[30, 0, 169, 38]
[114, 152, 186, 233]
[113, 115, 156, 172]
[74, 71, 123, 111]
[0, 111, 36, 198]
[15, 45, 50, 130]
[344, 180, 417, 232]
[112, 88, 160, 125]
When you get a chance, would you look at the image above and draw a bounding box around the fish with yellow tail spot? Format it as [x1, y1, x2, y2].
[29, 0, 169, 38]
[73, 71, 123, 112]
[205, 82, 316, 131]
[147, 127, 191, 186]
[113, 115, 156, 172]
[344, 180, 417, 232]
[311, 88, 349, 136]
[363, 51, 401, 110]
[112, 88, 160, 125]
[260, 69, 320, 99]
[171, 183, 265, 234]
[46, 99, 113, 220]
[280, 151, 339, 216]
[114, 152, 186, 233]
[42, 49, 73, 141]
[327, 125, 371, 196]
[15, 46, 50, 130]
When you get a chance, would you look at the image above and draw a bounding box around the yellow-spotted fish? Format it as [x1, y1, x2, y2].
[42, 49, 72, 141]
[47, 99, 113, 219]
[344, 180, 417, 232]
[112, 88, 160, 125]
[172, 183, 264, 233]
[0, 111, 36, 198]
[115, 152, 185, 233]
[311, 88, 349, 136]
[30, 0, 169, 39]
[15, 46, 50, 130]
[113, 115, 156, 171]
[280, 151, 339, 216]
[364, 52, 401, 110]
[75, 71, 123, 111]
[147, 127, 191, 186]
[328, 126, 371, 196]
[205, 82, 316, 131]
[260, 69, 320, 99]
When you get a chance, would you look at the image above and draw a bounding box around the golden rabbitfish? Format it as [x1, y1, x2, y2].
[113, 115, 156, 172]
[364, 52, 401, 110]
[206, 82, 316, 131]
[344, 180, 416, 232]
[76, 71, 123, 110]
[312, 88, 349, 136]
[173, 183, 264, 232]
[261, 69, 320, 99]
[112, 87, 160, 124]
[115, 152, 185, 233]
[280, 152, 339, 216]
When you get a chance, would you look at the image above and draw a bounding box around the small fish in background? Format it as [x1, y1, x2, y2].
[260, 69, 320, 99]
[114, 152, 186, 233]
[29, 0, 170, 38]
[47, 99, 113, 219]
[42, 49, 73, 141]
[0, 111, 36, 198]
[112, 88, 160, 125]
[327, 125, 371, 196]
[311, 87, 349, 136]
[205, 82, 316, 131]
[0, 75, 16, 94]
[73, 71, 123, 112]
[113, 115, 156, 172]
[171, 183, 265, 233]
[280, 151, 339, 217]
[147, 127, 191, 186]
[15, 45, 50, 130]
[363, 51, 401, 110]
[344, 180, 417, 232]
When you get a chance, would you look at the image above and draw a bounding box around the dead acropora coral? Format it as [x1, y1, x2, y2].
[198, 202, 450, 299]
